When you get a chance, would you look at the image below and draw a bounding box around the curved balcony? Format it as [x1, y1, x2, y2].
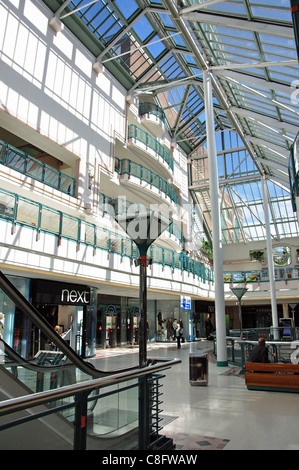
[127, 124, 173, 179]
[0, 140, 76, 196]
[115, 158, 178, 209]
[139, 102, 165, 137]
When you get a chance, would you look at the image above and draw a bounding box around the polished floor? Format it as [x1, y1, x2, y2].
[91, 340, 299, 451]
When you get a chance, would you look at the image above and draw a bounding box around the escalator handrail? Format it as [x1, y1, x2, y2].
[0, 357, 182, 416]
[0, 271, 138, 378]
[0, 339, 75, 374]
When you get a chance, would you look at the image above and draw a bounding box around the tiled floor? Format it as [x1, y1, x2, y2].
[91, 340, 299, 451]
[163, 432, 230, 450]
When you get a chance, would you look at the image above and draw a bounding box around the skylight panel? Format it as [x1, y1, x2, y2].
[114, 0, 138, 20]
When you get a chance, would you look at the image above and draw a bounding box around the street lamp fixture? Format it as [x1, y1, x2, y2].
[230, 286, 248, 339]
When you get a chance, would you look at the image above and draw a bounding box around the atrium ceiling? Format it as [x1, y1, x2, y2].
[43, 0, 299, 245]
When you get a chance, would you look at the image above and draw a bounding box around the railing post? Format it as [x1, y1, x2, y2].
[139, 375, 151, 450]
[74, 391, 89, 450]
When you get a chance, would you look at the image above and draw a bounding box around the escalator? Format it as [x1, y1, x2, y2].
[0, 271, 149, 449]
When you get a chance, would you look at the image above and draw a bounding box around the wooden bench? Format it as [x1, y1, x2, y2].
[245, 362, 299, 393]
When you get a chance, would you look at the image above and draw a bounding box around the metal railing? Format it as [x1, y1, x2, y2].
[139, 102, 166, 125]
[0, 140, 76, 197]
[115, 157, 178, 205]
[128, 124, 173, 172]
[0, 187, 213, 283]
[0, 358, 180, 450]
[213, 328, 299, 370]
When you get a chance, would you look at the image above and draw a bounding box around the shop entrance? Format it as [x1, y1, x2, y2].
[31, 279, 94, 358]
[105, 311, 119, 348]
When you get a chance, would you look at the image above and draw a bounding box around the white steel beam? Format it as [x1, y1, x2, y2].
[180, 12, 294, 39]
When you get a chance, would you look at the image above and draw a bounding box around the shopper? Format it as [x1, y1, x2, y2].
[251, 338, 269, 363]
[176, 323, 181, 349]
[205, 317, 213, 339]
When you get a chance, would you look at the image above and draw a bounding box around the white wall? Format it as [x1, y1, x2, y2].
[0, 0, 127, 203]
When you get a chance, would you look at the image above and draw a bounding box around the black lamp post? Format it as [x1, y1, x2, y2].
[230, 286, 248, 340]
[115, 199, 172, 367]
[113, 198, 172, 450]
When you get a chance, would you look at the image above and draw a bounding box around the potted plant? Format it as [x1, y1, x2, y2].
[201, 239, 213, 259]
[250, 250, 264, 262]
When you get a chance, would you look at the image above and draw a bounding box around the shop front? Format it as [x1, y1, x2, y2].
[31, 279, 97, 358]
[155, 297, 194, 343]
[96, 295, 141, 349]
[0, 275, 96, 359]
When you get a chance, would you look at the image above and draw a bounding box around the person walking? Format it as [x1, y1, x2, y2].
[176, 323, 181, 349]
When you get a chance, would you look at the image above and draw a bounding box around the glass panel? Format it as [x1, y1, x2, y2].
[26, 158, 44, 181]
[40, 207, 60, 235]
[44, 166, 60, 189]
[81, 221, 95, 246]
[0, 191, 15, 219]
[6, 148, 26, 173]
[17, 198, 39, 227]
[61, 214, 79, 240]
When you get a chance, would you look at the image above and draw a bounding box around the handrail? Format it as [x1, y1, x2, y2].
[139, 102, 166, 124]
[0, 139, 76, 197]
[0, 358, 181, 415]
[0, 357, 181, 450]
[128, 124, 173, 172]
[115, 157, 178, 205]
[0, 271, 138, 377]
[0, 187, 213, 282]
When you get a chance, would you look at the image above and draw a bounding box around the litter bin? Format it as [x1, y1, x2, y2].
[189, 353, 208, 386]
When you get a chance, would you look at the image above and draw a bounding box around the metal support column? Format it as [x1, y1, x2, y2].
[261, 175, 279, 338]
[203, 69, 228, 366]
[139, 255, 148, 368]
[138, 254, 150, 450]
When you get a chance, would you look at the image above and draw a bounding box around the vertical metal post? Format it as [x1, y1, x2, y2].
[138, 254, 150, 450]
[139, 375, 150, 450]
[74, 391, 89, 450]
[261, 175, 279, 339]
[238, 301, 243, 340]
[139, 255, 148, 368]
[203, 69, 228, 367]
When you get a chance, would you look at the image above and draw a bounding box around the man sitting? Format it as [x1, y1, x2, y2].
[251, 337, 269, 363]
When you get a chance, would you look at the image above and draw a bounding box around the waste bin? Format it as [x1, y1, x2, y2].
[189, 353, 208, 386]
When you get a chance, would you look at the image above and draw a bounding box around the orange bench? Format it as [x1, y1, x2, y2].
[245, 362, 299, 393]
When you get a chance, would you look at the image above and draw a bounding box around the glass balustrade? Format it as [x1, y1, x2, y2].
[0, 187, 212, 283]
[0, 273, 140, 442]
[115, 158, 178, 205]
[139, 102, 166, 125]
[0, 140, 76, 197]
[1, 186, 297, 286]
[128, 124, 173, 172]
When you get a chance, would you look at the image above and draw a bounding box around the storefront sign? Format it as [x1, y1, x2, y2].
[31, 279, 90, 306]
[180, 295, 191, 310]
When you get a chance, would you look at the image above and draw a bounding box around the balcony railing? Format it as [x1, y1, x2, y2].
[0, 187, 213, 283]
[0, 140, 76, 197]
[128, 124, 173, 172]
[115, 158, 178, 205]
[139, 102, 166, 124]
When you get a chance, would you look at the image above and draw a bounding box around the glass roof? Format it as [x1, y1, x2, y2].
[43, 0, 299, 245]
